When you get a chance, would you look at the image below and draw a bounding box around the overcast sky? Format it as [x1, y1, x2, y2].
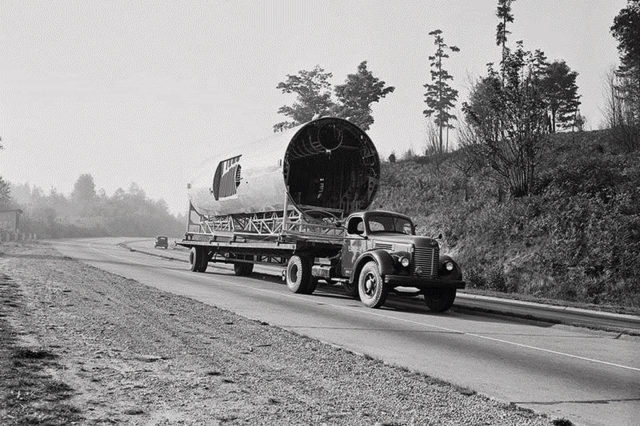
[0, 0, 626, 214]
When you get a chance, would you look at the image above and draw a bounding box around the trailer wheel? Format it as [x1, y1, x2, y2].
[423, 288, 456, 312]
[189, 247, 208, 273]
[358, 261, 389, 308]
[286, 255, 314, 294]
[233, 262, 254, 276]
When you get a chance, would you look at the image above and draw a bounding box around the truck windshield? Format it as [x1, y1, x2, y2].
[367, 215, 414, 235]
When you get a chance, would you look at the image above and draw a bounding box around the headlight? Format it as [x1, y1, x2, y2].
[400, 257, 410, 268]
[445, 261, 454, 271]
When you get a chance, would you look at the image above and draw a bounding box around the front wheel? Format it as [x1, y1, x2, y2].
[189, 247, 208, 273]
[286, 255, 314, 294]
[423, 288, 456, 312]
[358, 261, 389, 308]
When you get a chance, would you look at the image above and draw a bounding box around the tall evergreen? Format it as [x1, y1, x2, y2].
[541, 61, 581, 132]
[423, 29, 460, 153]
[611, 0, 640, 128]
[496, 0, 516, 62]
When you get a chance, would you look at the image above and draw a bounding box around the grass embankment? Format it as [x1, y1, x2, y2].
[375, 130, 640, 311]
[0, 272, 81, 424]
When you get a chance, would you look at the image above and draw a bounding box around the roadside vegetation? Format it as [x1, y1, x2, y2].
[374, 129, 640, 309]
[5, 175, 183, 239]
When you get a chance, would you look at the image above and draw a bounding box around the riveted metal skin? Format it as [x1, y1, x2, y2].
[188, 117, 380, 218]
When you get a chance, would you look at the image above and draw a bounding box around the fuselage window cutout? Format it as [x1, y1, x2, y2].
[212, 155, 242, 200]
[235, 165, 242, 186]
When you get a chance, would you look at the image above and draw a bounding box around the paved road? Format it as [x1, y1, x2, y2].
[52, 238, 640, 426]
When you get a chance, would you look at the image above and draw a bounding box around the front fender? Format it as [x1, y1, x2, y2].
[439, 255, 463, 281]
[349, 250, 395, 283]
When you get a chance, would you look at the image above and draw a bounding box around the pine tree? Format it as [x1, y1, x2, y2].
[0, 138, 9, 207]
[541, 60, 581, 132]
[423, 29, 460, 153]
[611, 0, 640, 128]
[496, 0, 516, 61]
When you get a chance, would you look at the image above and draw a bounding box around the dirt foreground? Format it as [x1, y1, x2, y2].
[0, 242, 553, 425]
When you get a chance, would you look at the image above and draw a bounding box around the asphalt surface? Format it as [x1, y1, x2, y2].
[52, 238, 640, 426]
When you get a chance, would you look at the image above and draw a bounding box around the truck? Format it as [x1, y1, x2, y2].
[179, 117, 464, 311]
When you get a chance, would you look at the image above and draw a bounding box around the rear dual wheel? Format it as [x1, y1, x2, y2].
[189, 247, 208, 272]
[286, 255, 315, 294]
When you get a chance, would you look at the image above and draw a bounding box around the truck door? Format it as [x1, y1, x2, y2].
[341, 216, 367, 276]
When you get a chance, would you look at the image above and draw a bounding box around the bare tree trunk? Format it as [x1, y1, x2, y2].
[446, 127, 449, 152]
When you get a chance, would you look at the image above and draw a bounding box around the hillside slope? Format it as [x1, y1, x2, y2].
[373, 130, 640, 309]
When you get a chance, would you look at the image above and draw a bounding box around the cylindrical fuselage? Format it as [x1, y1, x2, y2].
[188, 117, 380, 218]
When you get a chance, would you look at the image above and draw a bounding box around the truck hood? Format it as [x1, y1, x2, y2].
[370, 233, 439, 248]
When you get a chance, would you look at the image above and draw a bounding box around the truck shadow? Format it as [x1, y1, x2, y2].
[205, 269, 553, 327]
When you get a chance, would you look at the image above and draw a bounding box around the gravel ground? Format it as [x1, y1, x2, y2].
[0, 242, 552, 425]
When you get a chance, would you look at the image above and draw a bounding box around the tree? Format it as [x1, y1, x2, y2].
[462, 42, 549, 197]
[541, 60, 581, 132]
[0, 177, 10, 208]
[496, 0, 516, 61]
[274, 62, 394, 132]
[274, 66, 336, 132]
[333, 61, 395, 131]
[71, 174, 96, 203]
[423, 29, 460, 153]
[604, 68, 639, 150]
[0, 138, 9, 207]
[610, 0, 640, 147]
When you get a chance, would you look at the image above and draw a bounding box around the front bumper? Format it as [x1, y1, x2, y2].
[384, 275, 465, 289]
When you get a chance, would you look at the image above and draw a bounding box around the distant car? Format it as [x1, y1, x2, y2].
[154, 236, 169, 249]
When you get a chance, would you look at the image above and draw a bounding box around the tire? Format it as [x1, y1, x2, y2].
[189, 247, 208, 273]
[286, 255, 314, 294]
[343, 280, 360, 299]
[233, 262, 254, 276]
[423, 288, 456, 312]
[358, 261, 389, 308]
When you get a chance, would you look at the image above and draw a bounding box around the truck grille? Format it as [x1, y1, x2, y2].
[412, 246, 439, 278]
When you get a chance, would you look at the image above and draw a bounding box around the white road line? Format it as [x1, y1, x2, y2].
[331, 305, 640, 373]
[79, 241, 640, 373]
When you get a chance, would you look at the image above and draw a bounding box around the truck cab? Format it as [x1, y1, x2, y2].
[340, 211, 465, 311]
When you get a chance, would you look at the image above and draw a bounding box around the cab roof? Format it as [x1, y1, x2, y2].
[348, 210, 413, 222]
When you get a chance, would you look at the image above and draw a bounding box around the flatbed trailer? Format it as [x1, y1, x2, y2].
[179, 201, 465, 311]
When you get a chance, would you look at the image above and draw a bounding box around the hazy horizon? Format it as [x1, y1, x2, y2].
[0, 0, 626, 214]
